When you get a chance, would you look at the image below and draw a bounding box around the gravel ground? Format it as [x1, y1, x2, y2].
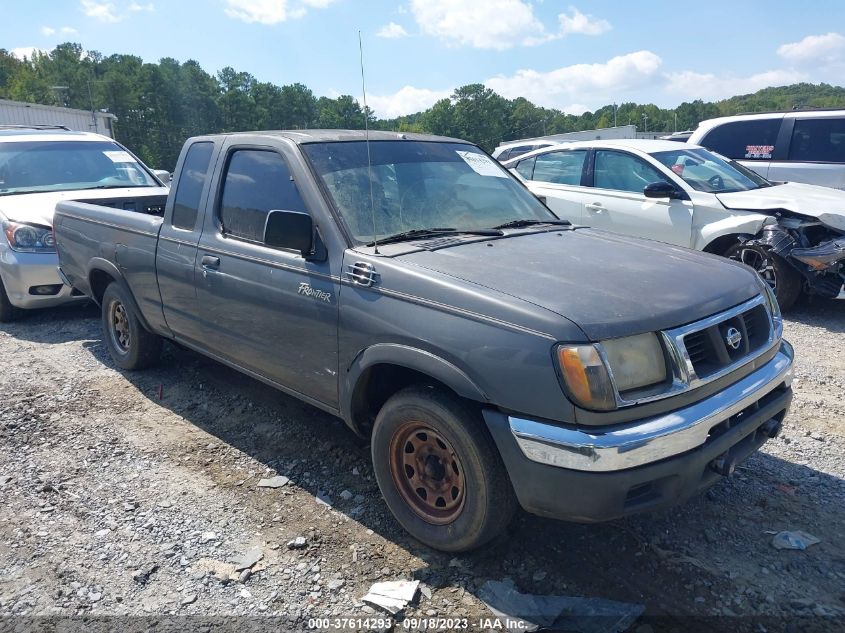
[0, 298, 843, 633]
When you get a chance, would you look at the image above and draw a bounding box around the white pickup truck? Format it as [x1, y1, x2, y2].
[0, 125, 169, 321]
[505, 139, 845, 309]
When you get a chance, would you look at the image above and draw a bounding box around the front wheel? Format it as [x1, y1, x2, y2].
[724, 243, 802, 311]
[101, 282, 162, 370]
[371, 385, 516, 552]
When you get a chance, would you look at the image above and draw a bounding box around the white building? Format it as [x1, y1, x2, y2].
[0, 98, 116, 137]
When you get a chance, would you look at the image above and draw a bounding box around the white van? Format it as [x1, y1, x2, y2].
[688, 110, 845, 190]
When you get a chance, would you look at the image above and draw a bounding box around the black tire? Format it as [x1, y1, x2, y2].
[724, 243, 802, 311]
[0, 277, 22, 323]
[371, 385, 517, 552]
[101, 282, 162, 370]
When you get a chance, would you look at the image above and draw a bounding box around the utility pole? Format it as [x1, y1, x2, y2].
[87, 79, 97, 133]
[613, 102, 617, 128]
[674, 111, 678, 133]
[642, 113, 648, 133]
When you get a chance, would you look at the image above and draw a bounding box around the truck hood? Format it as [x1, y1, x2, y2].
[0, 187, 169, 227]
[716, 182, 845, 232]
[396, 229, 761, 341]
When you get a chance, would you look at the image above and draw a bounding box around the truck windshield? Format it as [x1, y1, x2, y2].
[650, 147, 772, 193]
[303, 140, 558, 244]
[0, 140, 158, 196]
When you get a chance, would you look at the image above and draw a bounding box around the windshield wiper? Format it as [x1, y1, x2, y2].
[82, 184, 155, 190]
[366, 227, 503, 247]
[492, 219, 571, 229]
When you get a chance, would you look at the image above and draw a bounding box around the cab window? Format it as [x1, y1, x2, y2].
[171, 142, 213, 230]
[219, 149, 308, 243]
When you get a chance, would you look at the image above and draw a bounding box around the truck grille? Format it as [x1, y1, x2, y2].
[680, 303, 772, 380]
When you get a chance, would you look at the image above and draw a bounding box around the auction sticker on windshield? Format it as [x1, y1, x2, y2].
[456, 150, 508, 178]
[103, 150, 135, 163]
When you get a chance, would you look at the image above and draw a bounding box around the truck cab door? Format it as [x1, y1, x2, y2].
[586, 150, 693, 247]
[156, 140, 217, 345]
[193, 143, 340, 409]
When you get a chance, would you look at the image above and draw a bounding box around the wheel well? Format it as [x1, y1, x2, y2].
[349, 364, 466, 436]
[703, 234, 745, 255]
[89, 269, 116, 305]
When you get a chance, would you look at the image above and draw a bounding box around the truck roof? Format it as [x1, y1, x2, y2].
[190, 129, 469, 145]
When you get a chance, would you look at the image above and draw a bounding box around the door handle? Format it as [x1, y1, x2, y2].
[201, 255, 220, 269]
[585, 203, 604, 213]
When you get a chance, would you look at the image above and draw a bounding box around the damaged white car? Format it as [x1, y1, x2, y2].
[505, 139, 845, 309]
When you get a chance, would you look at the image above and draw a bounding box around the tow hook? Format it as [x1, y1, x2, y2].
[710, 453, 737, 477]
[761, 418, 782, 439]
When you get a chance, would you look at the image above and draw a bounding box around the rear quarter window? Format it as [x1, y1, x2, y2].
[700, 119, 781, 160]
[788, 118, 845, 163]
[171, 142, 213, 230]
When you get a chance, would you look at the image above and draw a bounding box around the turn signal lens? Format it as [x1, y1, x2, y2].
[557, 345, 617, 411]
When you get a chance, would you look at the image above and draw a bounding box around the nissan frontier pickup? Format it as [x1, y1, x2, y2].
[54, 131, 794, 552]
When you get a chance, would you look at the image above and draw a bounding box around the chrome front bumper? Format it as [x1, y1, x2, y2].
[510, 341, 793, 473]
[0, 247, 86, 309]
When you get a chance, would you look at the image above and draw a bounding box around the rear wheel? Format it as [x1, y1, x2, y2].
[0, 277, 22, 323]
[725, 243, 802, 311]
[101, 282, 162, 370]
[371, 385, 516, 552]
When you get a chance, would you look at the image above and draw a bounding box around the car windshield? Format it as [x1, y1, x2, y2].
[0, 140, 158, 196]
[302, 140, 557, 244]
[651, 147, 772, 193]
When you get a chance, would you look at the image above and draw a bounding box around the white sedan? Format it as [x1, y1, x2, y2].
[504, 139, 845, 309]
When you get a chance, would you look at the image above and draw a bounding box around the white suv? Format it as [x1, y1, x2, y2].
[0, 126, 169, 321]
[688, 110, 845, 190]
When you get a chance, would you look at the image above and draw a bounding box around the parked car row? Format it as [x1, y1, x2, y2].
[504, 139, 845, 309]
[48, 130, 795, 552]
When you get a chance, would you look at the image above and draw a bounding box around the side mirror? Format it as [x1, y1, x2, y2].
[535, 194, 548, 205]
[644, 181, 681, 199]
[153, 169, 172, 185]
[264, 210, 313, 257]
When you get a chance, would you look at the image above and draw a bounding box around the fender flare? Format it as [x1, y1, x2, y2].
[342, 344, 489, 426]
[87, 258, 154, 332]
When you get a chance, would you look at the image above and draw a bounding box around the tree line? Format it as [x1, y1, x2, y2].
[2, 43, 845, 169]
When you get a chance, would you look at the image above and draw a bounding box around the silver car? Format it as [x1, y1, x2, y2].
[688, 110, 845, 190]
[0, 126, 169, 321]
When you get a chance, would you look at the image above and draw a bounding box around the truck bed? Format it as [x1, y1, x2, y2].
[54, 194, 169, 329]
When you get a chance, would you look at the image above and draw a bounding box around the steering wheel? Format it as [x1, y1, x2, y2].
[707, 174, 725, 190]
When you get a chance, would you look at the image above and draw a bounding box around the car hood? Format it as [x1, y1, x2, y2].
[396, 229, 761, 341]
[0, 187, 169, 227]
[716, 182, 845, 232]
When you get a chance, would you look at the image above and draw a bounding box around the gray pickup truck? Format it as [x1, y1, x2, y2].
[55, 130, 794, 552]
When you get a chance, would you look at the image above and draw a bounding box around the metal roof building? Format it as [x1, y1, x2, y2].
[0, 98, 116, 137]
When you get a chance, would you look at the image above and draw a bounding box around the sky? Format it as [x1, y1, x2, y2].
[3, 1, 845, 118]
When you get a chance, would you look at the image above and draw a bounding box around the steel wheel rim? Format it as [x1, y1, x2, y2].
[109, 301, 131, 354]
[389, 422, 466, 525]
[733, 247, 777, 292]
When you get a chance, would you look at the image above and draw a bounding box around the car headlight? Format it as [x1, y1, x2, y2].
[556, 333, 667, 411]
[758, 277, 783, 340]
[2, 221, 56, 253]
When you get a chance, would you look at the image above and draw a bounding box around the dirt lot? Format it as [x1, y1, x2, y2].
[0, 298, 843, 632]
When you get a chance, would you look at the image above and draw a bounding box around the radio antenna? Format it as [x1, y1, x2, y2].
[359, 30, 379, 254]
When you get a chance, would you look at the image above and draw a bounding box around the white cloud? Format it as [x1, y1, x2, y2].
[777, 32, 845, 65]
[40, 26, 57, 36]
[665, 68, 806, 101]
[223, 0, 336, 24]
[81, 0, 122, 22]
[10, 47, 47, 60]
[377, 22, 409, 39]
[410, 0, 550, 50]
[128, 1, 155, 11]
[367, 85, 452, 118]
[486, 50, 663, 108]
[61, 26, 79, 34]
[559, 6, 610, 36]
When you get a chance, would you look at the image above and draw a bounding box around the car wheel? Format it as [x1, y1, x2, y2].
[0, 277, 22, 323]
[101, 282, 162, 370]
[371, 385, 516, 552]
[725, 243, 802, 311]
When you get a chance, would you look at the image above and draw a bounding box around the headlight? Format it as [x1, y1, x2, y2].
[758, 278, 783, 339]
[2, 221, 56, 253]
[556, 333, 667, 411]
